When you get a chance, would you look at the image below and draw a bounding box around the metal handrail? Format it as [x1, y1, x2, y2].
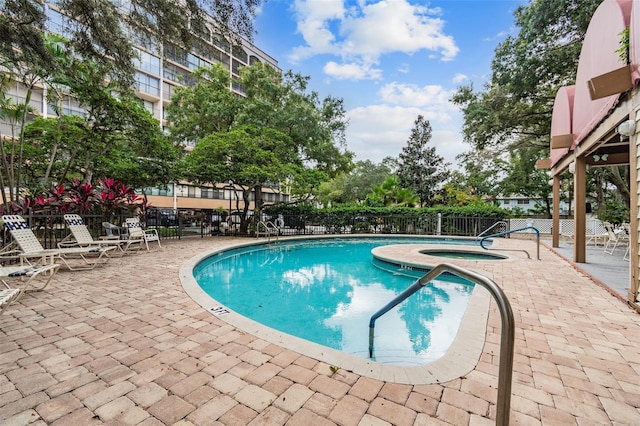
[368, 263, 514, 426]
[256, 221, 279, 242]
[477, 220, 509, 239]
[480, 226, 540, 260]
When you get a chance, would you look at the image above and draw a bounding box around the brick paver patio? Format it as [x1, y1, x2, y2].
[2, 237, 640, 425]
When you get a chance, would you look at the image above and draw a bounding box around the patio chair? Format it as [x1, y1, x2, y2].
[61, 214, 142, 255]
[102, 222, 128, 240]
[124, 217, 161, 251]
[1, 215, 116, 270]
[1, 263, 60, 315]
[603, 223, 628, 255]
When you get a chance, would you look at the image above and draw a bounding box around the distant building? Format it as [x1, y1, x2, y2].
[1, 1, 290, 213]
[495, 195, 571, 215]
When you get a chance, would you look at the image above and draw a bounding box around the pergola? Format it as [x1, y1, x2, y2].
[545, 0, 638, 307]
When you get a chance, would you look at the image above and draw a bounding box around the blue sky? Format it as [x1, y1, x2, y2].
[253, 0, 527, 168]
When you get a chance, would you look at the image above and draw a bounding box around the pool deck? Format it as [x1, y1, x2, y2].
[2, 236, 640, 425]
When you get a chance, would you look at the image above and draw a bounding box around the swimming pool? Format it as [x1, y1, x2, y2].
[192, 237, 478, 366]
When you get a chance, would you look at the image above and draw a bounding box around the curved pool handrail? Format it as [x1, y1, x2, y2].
[368, 263, 514, 426]
[477, 220, 509, 240]
[256, 221, 279, 242]
[480, 226, 540, 260]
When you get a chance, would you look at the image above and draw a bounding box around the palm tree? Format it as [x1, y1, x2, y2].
[371, 176, 418, 207]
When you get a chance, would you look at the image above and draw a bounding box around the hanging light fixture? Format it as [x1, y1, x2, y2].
[617, 119, 635, 137]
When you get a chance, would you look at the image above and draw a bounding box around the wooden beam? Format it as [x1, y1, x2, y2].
[535, 159, 551, 169]
[574, 156, 587, 263]
[585, 152, 630, 165]
[588, 65, 633, 101]
[551, 134, 573, 149]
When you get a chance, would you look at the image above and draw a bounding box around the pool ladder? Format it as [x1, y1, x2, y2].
[256, 221, 279, 243]
[480, 226, 540, 260]
[368, 263, 514, 426]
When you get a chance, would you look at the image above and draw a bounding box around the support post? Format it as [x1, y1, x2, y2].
[573, 156, 587, 263]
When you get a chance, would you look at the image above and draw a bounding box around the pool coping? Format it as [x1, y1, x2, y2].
[179, 235, 492, 385]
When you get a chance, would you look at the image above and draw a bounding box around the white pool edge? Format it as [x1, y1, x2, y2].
[179, 237, 491, 385]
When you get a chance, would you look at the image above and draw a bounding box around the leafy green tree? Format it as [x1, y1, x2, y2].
[451, 0, 600, 154]
[1, 0, 261, 87]
[183, 125, 296, 231]
[166, 62, 353, 207]
[235, 64, 352, 177]
[449, 150, 505, 203]
[499, 148, 552, 217]
[165, 64, 240, 143]
[367, 176, 418, 208]
[317, 160, 393, 206]
[397, 115, 450, 207]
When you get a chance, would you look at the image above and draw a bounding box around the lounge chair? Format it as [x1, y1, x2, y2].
[603, 223, 629, 255]
[124, 217, 161, 251]
[1, 263, 60, 315]
[60, 214, 142, 255]
[1, 215, 116, 270]
[102, 221, 128, 239]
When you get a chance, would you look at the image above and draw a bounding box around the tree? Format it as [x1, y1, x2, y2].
[1, 0, 262, 87]
[166, 62, 354, 207]
[236, 64, 352, 177]
[397, 115, 450, 207]
[183, 125, 296, 232]
[366, 176, 418, 208]
[449, 150, 506, 202]
[165, 64, 240, 142]
[316, 160, 392, 206]
[451, 0, 600, 154]
[499, 148, 553, 217]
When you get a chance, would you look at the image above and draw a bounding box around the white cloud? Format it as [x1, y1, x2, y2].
[378, 82, 457, 118]
[323, 61, 383, 80]
[452, 73, 468, 84]
[345, 103, 465, 166]
[290, 0, 459, 80]
[397, 63, 410, 74]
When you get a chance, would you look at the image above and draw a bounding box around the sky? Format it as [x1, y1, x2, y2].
[252, 0, 528, 169]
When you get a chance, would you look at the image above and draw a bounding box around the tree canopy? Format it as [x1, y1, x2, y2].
[451, 0, 600, 154]
[396, 115, 450, 207]
[167, 62, 354, 207]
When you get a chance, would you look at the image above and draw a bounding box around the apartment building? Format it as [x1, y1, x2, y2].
[1, 1, 291, 213]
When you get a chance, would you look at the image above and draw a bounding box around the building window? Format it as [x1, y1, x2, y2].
[162, 82, 176, 100]
[46, 8, 71, 38]
[135, 72, 159, 96]
[232, 46, 248, 63]
[134, 49, 160, 76]
[141, 99, 154, 114]
[232, 59, 243, 76]
[165, 44, 189, 68]
[517, 199, 529, 205]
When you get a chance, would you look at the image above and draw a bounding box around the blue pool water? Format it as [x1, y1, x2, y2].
[193, 237, 475, 365]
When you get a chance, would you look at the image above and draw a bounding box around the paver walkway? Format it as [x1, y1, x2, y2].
[1, 237, 640, 425]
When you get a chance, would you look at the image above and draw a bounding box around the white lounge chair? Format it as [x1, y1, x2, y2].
[2, 215, 116, 270]
[603, 223, 628, 255]
[1, 263, 60, 315]
[61, 214, 142, 255]
[124, 217, 161, 251]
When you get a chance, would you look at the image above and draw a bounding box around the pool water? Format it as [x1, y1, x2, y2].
[193, 238, 475, 365]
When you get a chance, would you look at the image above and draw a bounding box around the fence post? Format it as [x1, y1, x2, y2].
[437, 213, 442, 235]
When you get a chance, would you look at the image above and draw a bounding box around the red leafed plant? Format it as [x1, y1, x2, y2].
[96, 178, 141, 214]
[0, 178, 142, 215]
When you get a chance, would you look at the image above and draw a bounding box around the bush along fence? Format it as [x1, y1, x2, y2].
[1, 205, 512, 249]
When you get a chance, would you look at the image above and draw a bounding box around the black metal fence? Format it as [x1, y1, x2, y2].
[1, 211, 503, 249]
